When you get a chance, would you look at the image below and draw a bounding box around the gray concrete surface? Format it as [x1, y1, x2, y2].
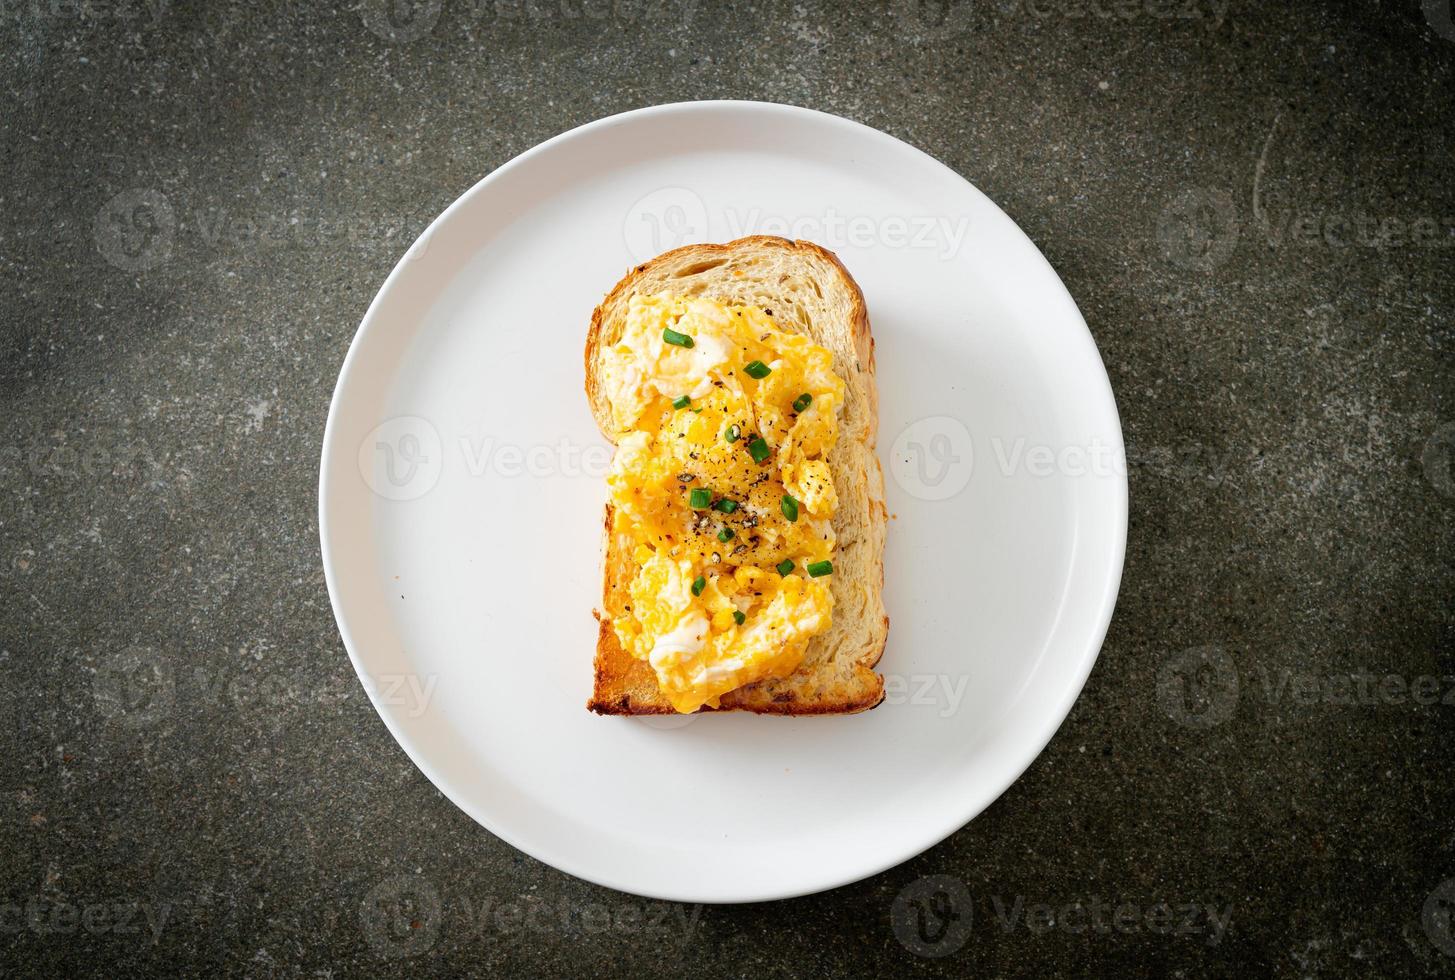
[2, 0, 1453, 975]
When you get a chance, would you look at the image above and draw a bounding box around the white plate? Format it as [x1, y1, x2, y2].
[319, 101, 1127, 903]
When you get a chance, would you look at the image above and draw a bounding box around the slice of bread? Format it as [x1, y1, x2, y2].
[585, 236, 888, 715]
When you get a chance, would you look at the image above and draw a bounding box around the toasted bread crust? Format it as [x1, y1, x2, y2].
[585, 236, 888, 716]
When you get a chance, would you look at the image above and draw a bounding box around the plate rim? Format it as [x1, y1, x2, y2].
[318, 99, 1129, 904]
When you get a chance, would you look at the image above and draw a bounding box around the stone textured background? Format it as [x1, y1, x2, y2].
[2, 0, 1453, 975]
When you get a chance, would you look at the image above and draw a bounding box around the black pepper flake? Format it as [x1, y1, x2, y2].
[676, 473, 693, 483]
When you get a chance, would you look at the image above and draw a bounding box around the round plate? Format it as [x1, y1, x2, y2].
[319, 101, 1126, 903]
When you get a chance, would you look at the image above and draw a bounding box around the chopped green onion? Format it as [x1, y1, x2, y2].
[689, 488, 711, 509]
[724, 424, 740, 443]
[792, 393, 813, 413]
[806, 560, 833, 577]
[691, 575, 706, 596]
[732, 610, 746, 625]
[663, 327, 694, 348]
[780, 494, 799, 522]
[743, 360, 771, 379]
[747, 437, 771, 464]
[672, 395, 691, 410]
[712, 498, 739, 514]
[717, 527, 735, 542]
[776, 559, 795, 576]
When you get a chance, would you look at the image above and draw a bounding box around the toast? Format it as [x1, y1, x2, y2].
[585, 236, 888, 714]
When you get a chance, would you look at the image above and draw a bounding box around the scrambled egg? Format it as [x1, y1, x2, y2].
[601, 294, 845, 713]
